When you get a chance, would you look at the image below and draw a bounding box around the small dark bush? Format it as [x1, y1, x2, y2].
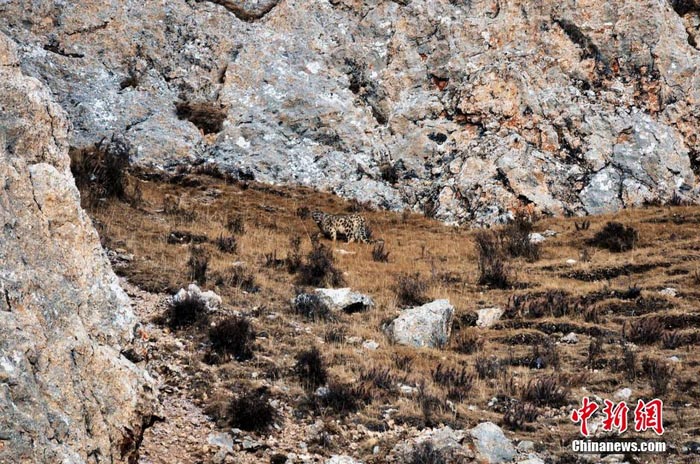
[432, 364, 474, 402]
[360, 367, 397, 391]
[297, 243, 345, 287]
[291, 291, 333, 322]
[264, 250, 285, 269]
[476, 356, 504, 379]
[475, 230, 512, 288]
[521, 376, 568, 407]
[393, 273, 429, 307]
[662, 331, 683, 349]
[587, 222, 638, 252]
[642, 357, 675, 397]
[392, 353, 415, 372]
[167, 294, 208, 329]
[285, 236, 302, 273]
[208, 316, 255, 361]
[175, 101, 227, 135]
[223, 265, 258, 292]
[187, 246, 208, 285]
[163, 195, 197, 221]
[529, 339, 560, 370]
[451, 329, 484, 354]
[380, 163, 400, 185]
[295, 347, 328, 389]
[574, 220, 591, 231]
[317, 381, 371, 415]
[227, 389, 276, 431]
[587, 337, 604, 369]
[502, 212, 540, 261]
[215, 234, 237, 254]
[372, 241, 390, 263]
[226, 215, 245, 235]
[70, 136, 130, 203]
[296, 206, 311, 219]
[409, 441, 446, 464]
[621, 344, 637, 381]
[167, 230, 207, 245]
[503, 401, 539, 431]
[324, 325, 347, 344]
[623, 317, 664, 344]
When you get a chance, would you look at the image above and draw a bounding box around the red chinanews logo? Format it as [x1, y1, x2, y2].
[571, 397, 664, 437]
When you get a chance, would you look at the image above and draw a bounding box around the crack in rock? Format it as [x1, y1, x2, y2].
[204, 0, 282, 22]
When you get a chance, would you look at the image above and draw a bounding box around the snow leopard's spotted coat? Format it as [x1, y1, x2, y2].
[311, 210, 373, 243]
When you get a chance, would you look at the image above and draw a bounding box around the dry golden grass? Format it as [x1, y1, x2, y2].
[86, 169, 700, 462]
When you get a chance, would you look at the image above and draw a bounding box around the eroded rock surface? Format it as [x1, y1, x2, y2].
[0, 32, 155, 463]
[1, 0, 699, 223]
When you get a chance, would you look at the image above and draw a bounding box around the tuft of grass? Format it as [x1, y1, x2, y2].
[451, 329, 484, 355]
[587, 221, 638, 252]
[285, 236, 302, 273]
[226, 215, 245, 235]
[502, 211, 541, 261]
[475, 356, 504, 380]
[208, 316, 255, 362]
[316, 381, 371, 415]
[187, 246, 208, 285]
[295, 347, 328, 390]
[521, 376, 568, 407]
[215, 234, 238, 254]
[227, 389, 276, 431]
[291, 291, 333, 322]
[297, 242, 345, 287]
[372, 241, 390, 263]
[431, 363, 474, 402]
[474, 230, 512, 288]
[392, 273, 430, 307]
[503, 401, 539, 431]
[221, 265, 258, 292]
[408, 441, 446, 464]
[70, 136, 130, 204]
[623, 317, 664, 344]
[642, 357, 675, 397]
[166, 293, 209, 330]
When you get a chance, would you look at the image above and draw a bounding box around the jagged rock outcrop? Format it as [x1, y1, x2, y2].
[0, 33, 155, 463]
[0, 0, 699, 223]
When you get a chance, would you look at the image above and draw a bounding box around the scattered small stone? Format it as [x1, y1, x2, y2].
[174, 284, 222, 311]
[528, 233, 545, 244]
[659, 287, 678, 297]
[207, 432, 233, 454]
[560, 332, 579, 344]
[613, 388, 632, 401]
[326, 455, 363, 464]
[362, 339, 379, 350]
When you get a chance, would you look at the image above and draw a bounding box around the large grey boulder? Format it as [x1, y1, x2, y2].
[0, 0, 698, 224]
[0, 33, 155, 463]
[469, 422, 517, 463]
[386, 299, 454, 348]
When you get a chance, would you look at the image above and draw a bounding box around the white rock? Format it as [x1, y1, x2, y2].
[362, 339, 379, 350]
[517, 457, 545, 464]
[386, 299, 455, 348]
[477, 307, 504, 328]
[528, 233, 545, 244]
[207, 432, 233, 454]
[314, 288, 374, 313]
[326, 456, 363, 464]
[566, 259, 577, 265]
[517, 440, 535, 452]
[543, 229, 557, 237]
[174, 283, 222, 310]
[613, 388, 632, 401]
[561, 332, 579, 344]
[659, 287, 677, 297]
[469, 422, 517, 464]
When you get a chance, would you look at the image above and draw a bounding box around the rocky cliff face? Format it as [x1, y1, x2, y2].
[0, 0, 698, 223]
[0, 33, 155, 463]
